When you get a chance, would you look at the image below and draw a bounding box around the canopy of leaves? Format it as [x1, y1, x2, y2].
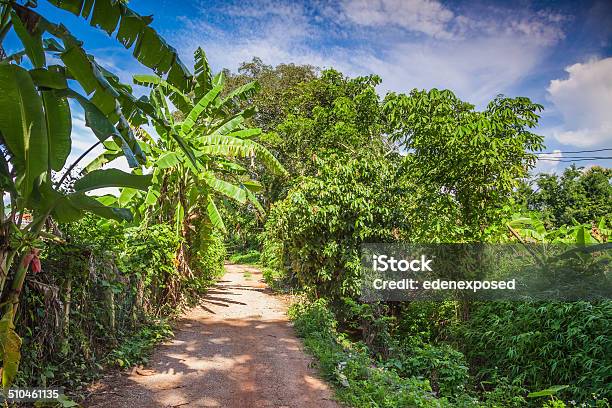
[518, 165, 612, 228]
[223, 57, 318, 131]
[263, 153, 411, 298]
[384, 90, 545, 238]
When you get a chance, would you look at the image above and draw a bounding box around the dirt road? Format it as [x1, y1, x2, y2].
[86, 264, 339, 408]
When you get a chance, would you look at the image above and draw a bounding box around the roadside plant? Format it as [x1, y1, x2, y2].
[0, 0, 191, 386]
[88, 47, 287, 277]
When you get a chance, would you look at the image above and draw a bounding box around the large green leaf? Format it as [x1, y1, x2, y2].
[83, 149, 123, 173]
[117, 10, 152, 48]
[0, 64, 48, 200]
[156, 152, 181, 169]
[90, 0, 120, 35]
[527, 385, 569, 398]
[64, 90, 139, 167]
[203, 174, 246, 203]
[74, 169, 152, 193]
[194, 47, 212, 96]
[38, 182, 131, 223]
[0, 307, 22, 388]
[42, 90, 72, 171]
[55, 193, 133, 223]
[133, 27, 165, 70]
[199, 134, 287, 176]
[46, 0, 84, 16]
[206, 198, 226, 232]
[47, 0, 192, 90]
[209, 114, 245, 136]
[133, 74, 192, 114]
[181, 82, 223, 134]
[118, 187, 138, 207]
[10, 11, 45, 68]
[227, 128, 262, 139]
[61, 44, 99, 95]
[29, 67, 68, 90]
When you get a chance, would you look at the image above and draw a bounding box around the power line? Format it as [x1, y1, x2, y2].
[539, 156, 612, 159]
[535, 148, 612, 155]
[537, 157, 612, 162]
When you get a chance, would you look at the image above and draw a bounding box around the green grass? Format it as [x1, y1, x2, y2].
[228, 249, 261, 265]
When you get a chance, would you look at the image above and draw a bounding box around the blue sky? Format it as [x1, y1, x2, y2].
[8, 0, 612, 174]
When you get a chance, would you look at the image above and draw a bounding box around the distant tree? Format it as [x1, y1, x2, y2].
[220, 58, 318, 250]
[223, 57, 318, 131]
[383, 90, 545, 240]
[521, 165, 612, 227]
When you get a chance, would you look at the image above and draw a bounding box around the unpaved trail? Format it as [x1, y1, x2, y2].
[86, 264, 340, 408]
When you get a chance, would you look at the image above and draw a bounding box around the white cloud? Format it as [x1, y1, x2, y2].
[172, 1, 358, 77]
[547, 58, 612, 147]
[172, 0, 566, 108]
[349, 35, 547, 104]
[340, 0, 455, 39]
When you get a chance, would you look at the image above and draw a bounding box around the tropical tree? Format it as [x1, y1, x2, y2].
[383, 89, 545, 241]
[222, 57, 318, 132]
[88, 48, 287, 276]
[0, 0, 191, 386]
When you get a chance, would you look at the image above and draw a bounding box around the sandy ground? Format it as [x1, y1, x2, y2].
[85, 264, 340, 408]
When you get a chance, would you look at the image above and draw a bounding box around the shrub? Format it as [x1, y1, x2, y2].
[122, 224, 182, 314]
[264, 154, 411, 299]
[288, 300, 457, 408]
[189, 230, 226, 282]
[16, 217, 177, 392]
[394, 342, 470, 397]
[456, 301, 612, 402]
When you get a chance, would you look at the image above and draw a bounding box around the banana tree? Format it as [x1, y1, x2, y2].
[0, 0, 191, 387]
[88, 48, 287, 277]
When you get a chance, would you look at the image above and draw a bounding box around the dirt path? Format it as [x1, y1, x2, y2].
[86, 264, 340, 408]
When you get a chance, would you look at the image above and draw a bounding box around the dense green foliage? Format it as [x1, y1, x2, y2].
[383, 90, 544, 239]
[0, 1, 281, 399]
[289, 300, 452, 408]
[0, 1, 610, 405]
[457, 301, 612, 401]
[17, 217, 178, 392]
[248, 59, 611, 406]
[517, 165, 612, 228]
[263, 155, 410, 298]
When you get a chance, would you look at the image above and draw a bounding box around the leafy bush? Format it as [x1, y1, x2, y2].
[122, 224, 182, 314]
[289, 300, 459, 408]
[456, 301, 612, 402]
[17, 219, 189, 394]
[106, 319, 173, 368]
[340, 299, 469, 398]
[393, 342, 470, 397]
[188, 229, 227, 283]
[264, 154, 411, 298]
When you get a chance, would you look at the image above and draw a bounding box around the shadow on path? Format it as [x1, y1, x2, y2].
[85, 265, 339, 408]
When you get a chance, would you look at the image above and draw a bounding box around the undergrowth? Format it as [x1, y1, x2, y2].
[228, 249, 261, 265]
[288, 299, 610, 408]
[106, 319, 174, 369]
